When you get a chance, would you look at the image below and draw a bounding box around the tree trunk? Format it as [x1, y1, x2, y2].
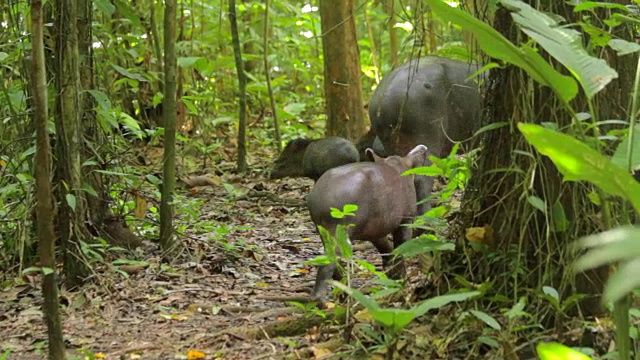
[150, 0, 163, 73]
[78, 0, 105, 225]
[364, 3, 380, 83]
[159, 0, 177, 251]
[462, 0, 635, 318]
[229, 0, 248, 172]
[32, 0, 66, 357]
[319, 0, 366, 141]
[55, 0, 90, 288]
[387, 0, 398, 69]
[262, 0, 281, 152]
[426, 7, 436, 53]
[242, 0, 257, 74]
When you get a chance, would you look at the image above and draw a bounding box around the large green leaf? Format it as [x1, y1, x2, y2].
[393, 236, 455, 258]
[604, 259, 640, 304]
[536, 342, 593, 360]
[574, 227, 640, 271]
[518, 123, 640, 213]
[425, 0, 578, 103]
[611, 125, 640, 170]
[412, 291, 481, 317]
[501, 0, 618, 99]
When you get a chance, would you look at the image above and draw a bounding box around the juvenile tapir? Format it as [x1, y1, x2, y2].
[362, 56, 482, 215]
[306, 144, 429, 300]
[270, 136, 360, 181]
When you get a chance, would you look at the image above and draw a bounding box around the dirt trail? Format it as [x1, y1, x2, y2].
[1, 168, 391, 359]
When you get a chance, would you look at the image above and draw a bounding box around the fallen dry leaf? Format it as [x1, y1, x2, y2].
[187, 349, 207, 359]
[465, 224, 495, 250]
[312, 346, 333, 359]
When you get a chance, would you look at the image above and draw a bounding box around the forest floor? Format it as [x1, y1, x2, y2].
[1, 143, 618, 360]
[1, 148, 456, 360]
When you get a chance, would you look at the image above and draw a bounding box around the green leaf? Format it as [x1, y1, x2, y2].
[146, 174, 162, 185]
[330, 281, 380, 311]
[343, 204, 358, 215]
[111, 64, 147, 82]
[473, 122, 510, 136]
[178, 57, 203, 68]
[118, 112, 143, 137]
[335, 225, 352, 260]
[470, 310, 502, 330]
[412, 291, 481, 317]
[370, 308, 415, 333]
[0, 52, 8, 62]
[527, 195, 546, 213]
[477, 336, 500, 348]
[393, 236, 455, 257]
[41, 267, 54, 276]
[95, 0, 115, 16]
[22, 267, 42, 275]
[543, 286, 560, 301]
[518, 123, 640, 213]
[573, 2, 630, 12]
[182, 98, 199, 115]
[113, 0, 141, 28]
[501, 0, 618, 99]
[504, 297, 528, 320]
[81, 183, 99, 198]
[536, 342, 593, 360]
[317, 226, 337, 260]
[611, 125, 640, 170]
[86, 90, 112, 111]
[283, 102, 306, 116]
[552, 201, 569, 232]
[403, 165, 444, 176]
[608, 39, 640, 56]
[306, 256, 332, 266]
[425, 0, 578, 103]
[574, 227, 640, 271]
[66, 194, 77, 211]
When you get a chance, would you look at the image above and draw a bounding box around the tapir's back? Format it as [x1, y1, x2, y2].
[306, 162, 415, 242]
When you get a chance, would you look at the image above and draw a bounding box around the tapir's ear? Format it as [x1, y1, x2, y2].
[291, 138, 310, 151]
[365, 148, 382, 162]
[407, 145, 429, 167]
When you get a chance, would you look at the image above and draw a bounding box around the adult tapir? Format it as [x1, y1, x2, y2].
[361, 56, 483, 216]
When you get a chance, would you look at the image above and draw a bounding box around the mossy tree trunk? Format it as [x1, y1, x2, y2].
[55, 0, 90, 288]
[319, 0, 366, 142]
[229, 0, 248, 172]
[32, 0, 66, 357]
[461, 0, 635, 317]
[160, 0, 178, 251]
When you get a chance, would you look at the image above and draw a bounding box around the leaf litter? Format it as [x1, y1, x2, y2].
[1, 154, 419, 360]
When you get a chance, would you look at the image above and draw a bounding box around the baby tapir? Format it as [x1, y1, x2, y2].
[306, 144, 429, 300]
[270, 136, 360, 181]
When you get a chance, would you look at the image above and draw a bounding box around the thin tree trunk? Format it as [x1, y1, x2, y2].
[32, 0, 66, 357]
[243, 0, 256, 74]
[78, 0, 105, 225]
[319, 0, 366, 141]
[229, 0, 248, 172]
[150, 0, 163, 73]
[387, 0, 398, 69]
[262, 0, 281, 152]
[426, 6, 437, 53]
[364, 3, 380, 83]
[159, 0, 177, 251]
[56, 0, 89, 288]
